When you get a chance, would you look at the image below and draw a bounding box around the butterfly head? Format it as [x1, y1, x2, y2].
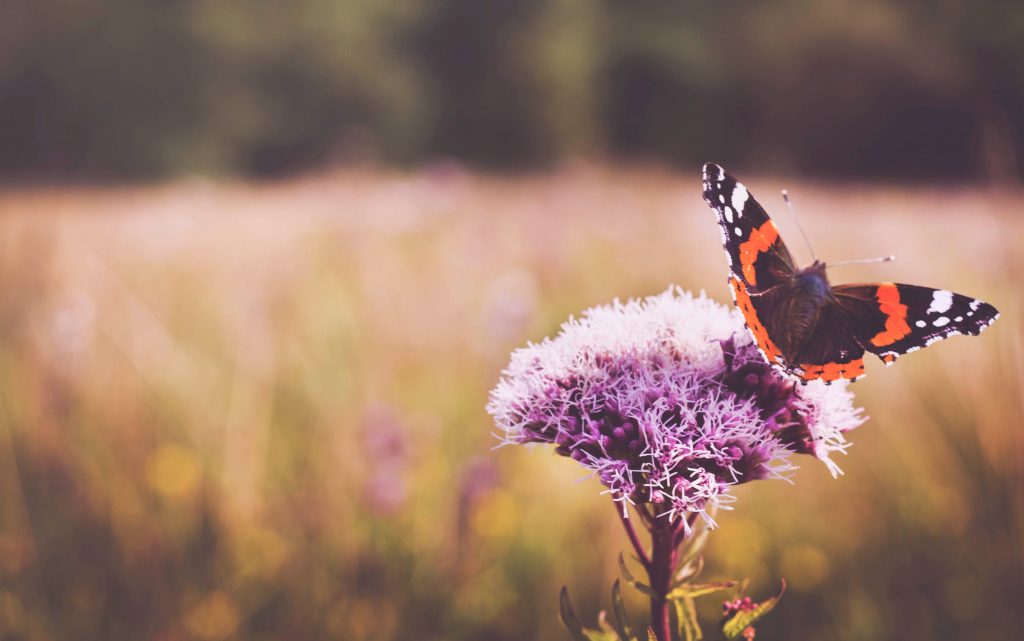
[796, 260, 830, 301]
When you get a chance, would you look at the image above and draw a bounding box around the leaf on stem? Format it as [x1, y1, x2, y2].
[736, 578, 751, 598]
[674, 554, 704, 585]
[610, 580, 635, 641]
[667, 580, 738, 601]
[559, 586, 593, 641]
[595, 611, 630, 641]
[721, 580, 787, 640]
[676, 523, 711, 577]
[673, 596, 702, 641]
[618, 553, 657, 598]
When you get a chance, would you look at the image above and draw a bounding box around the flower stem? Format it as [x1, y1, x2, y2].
[616, 503, 652, 571]
[648, 516, 678, 641]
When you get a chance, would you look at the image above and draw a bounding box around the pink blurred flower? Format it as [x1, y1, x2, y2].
[361, 404, 411, 516]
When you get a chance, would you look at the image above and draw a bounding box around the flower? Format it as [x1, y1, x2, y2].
[487, 287, 864, 525]
[361, 404, 411, 516]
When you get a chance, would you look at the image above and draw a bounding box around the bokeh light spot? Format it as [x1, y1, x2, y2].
[779, 544, 830, 590]
[146, 444, 202, 500]
[184, 591, 239, 640]
[471, 489, 519, 540]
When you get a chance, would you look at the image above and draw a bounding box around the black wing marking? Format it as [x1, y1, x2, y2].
[788, 301, 867, 383]
[702, 162, 796, 293]
[832, 283, 999, 366]
[728, 274, 785, 366]
[731, 276, 867, 383]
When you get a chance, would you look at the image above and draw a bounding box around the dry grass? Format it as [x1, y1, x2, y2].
[0, 165, 1021, 640]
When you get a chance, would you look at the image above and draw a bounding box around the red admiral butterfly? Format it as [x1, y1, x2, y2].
[702, 162, 1000, 384]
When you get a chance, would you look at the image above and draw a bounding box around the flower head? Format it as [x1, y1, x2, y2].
[487, 287, 864, 525]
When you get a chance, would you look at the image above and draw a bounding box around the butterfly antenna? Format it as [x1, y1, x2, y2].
[829, 255, 896, 267]
[781, 189, 816, 262]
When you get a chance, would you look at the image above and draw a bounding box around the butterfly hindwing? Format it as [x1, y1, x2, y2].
[730, 275, 867, 383]
[702, 163, 796, 292]
[788, 301, 867, 383]
[832, 283, 1000, 366]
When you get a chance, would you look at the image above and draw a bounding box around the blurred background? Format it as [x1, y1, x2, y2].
[1, 1, 1023, 640]
[5, 0, 1024, 182]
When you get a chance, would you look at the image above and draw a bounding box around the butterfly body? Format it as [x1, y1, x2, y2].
[702, 162, 1000, 384]
[772, 261, 831, 356]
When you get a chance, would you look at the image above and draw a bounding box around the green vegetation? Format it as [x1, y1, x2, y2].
[4, 1, 1024, 180]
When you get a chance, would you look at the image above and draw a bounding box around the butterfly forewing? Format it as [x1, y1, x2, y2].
[702, 163, 796, 293]
[832, 283, 1000, 366]
[727, 275, 786, 366]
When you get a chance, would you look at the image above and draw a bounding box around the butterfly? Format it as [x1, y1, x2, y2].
[701, 162, 1000, 384]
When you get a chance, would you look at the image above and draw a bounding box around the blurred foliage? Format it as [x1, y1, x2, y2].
[0, 168, 1020, 640]
[4, 0, 1024, 180]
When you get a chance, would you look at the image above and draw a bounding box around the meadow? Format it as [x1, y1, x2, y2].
[0, 165, 1020, 640]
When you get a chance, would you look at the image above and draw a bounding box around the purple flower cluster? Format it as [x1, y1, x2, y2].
[361, 404, 411, 516]
[488, 288, 864, 525]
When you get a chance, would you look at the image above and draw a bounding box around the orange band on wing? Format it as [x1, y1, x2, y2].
[797, 358, 865, 383]
[729, 275, 783, 363]
[738, 220, 779, 286]
[869, 283, 911, 347]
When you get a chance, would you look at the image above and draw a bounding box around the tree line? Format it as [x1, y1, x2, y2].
[3, 0, 1022, 181]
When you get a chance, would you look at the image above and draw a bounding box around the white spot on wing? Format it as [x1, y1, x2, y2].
[933, 316, 950, 327]
[724, 206, 734, 223]
[915, 320, 926, 328]
[718, 227, 732, 266]
[734, 226, 743, 236]
[927, 290, 953, 314]
[731, 184, 749, 218]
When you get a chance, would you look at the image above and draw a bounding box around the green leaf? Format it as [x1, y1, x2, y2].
[721, 580, 787, 640]
[559, 586, 593, 641]
[736, 578, 751, 598]
[675, 525, 711, 577]
[667, 580, 738, 601]
[618, 553, 657, 598]
[589, 618, 623, 641]
[673, 596, 701, 641]
[610, 580, 635, 641]
[674, 554, 704, 584]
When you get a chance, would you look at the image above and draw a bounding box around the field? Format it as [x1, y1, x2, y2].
[0, 165, 1021, 640]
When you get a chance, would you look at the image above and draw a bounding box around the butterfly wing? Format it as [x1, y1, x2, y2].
[786, 301, 868, 383]
[703, 165, 999, 381]
[727, 274, 787, 367]
[702, 162, 797, 293]
[730, 276, 868, 383]
[832, 283, 1000, 366]
[704, 162, 803, 373]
